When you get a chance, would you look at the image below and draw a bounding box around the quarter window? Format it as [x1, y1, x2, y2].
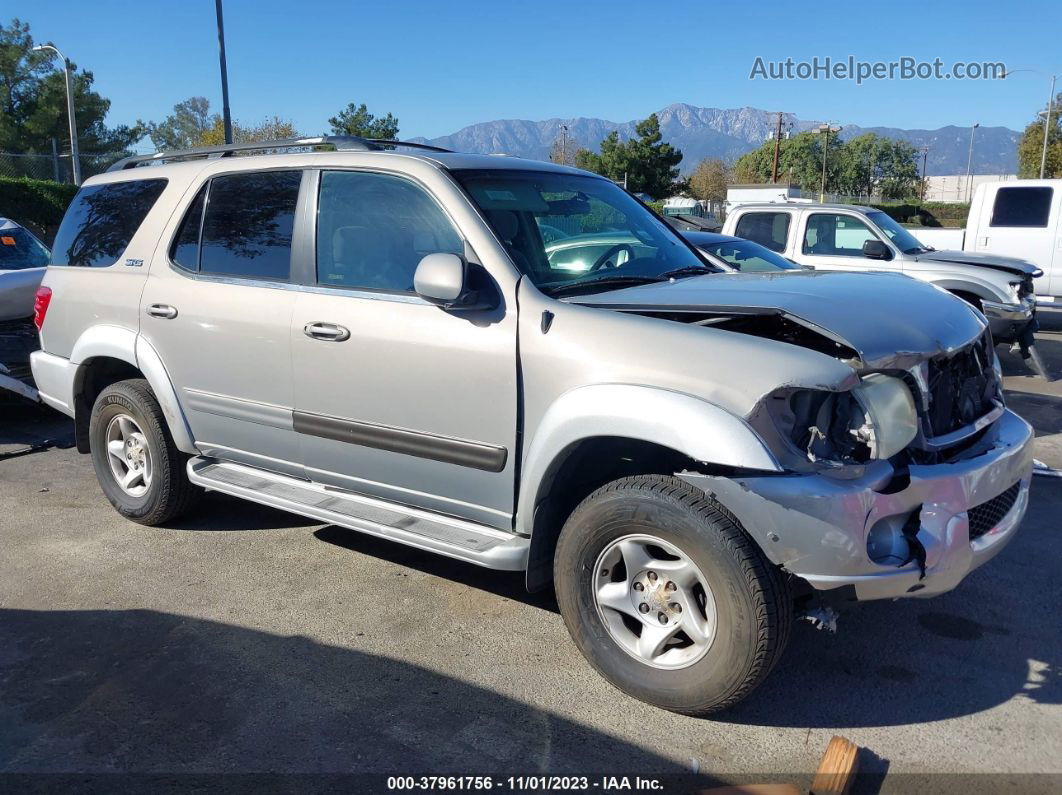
[734, 212, 790, 253]
[170, 186, 206, 271]
[990, 187, 1053, 228]
[316, 171, 462, 292]
[199, 171, 301, 280]
[802, 213, 878, 257]
[51, 179, 167, 267]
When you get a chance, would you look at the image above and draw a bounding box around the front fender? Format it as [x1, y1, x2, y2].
[515, 383, 780, 536]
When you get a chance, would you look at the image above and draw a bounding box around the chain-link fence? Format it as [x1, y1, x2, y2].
[0, 150, 128, 183]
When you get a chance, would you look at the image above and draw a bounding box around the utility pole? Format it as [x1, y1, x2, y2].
[561, 125, 568, 164]
[215, 0, 234, 145]
[919, 146, 929, 201]
[770, 112, 785, 183]
[818, 123, 842, 202]
[965, 122, 979, 203]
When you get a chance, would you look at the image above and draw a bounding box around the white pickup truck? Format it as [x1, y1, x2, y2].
[721, 201, 1047, 376]
[912, 179, 1061, 303]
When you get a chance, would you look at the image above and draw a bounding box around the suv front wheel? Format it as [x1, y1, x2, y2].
[89, 379, 200, 525]
[554, 475, 792, 716]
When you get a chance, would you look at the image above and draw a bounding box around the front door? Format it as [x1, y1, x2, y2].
[290, 169, 518, 529]
[140, 169, 305, 477]
[796, 212, 899, 272]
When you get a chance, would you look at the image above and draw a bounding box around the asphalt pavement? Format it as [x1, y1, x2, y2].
[1, 317, 1060, 793]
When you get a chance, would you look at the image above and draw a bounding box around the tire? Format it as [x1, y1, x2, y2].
[88, 378, 200, 525]
[554, 475, 792, 716]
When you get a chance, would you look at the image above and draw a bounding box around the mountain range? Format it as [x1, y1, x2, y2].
[415, 103, 1021, 177]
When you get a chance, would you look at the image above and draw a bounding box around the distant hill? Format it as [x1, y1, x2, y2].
[415, 103, 1020, 176]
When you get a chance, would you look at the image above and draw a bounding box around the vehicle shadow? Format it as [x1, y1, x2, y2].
[0, 403, 74, 457]
[1004, 390, 1062, 437]
[161, 491, 315, 532]
[0, 607, 725, 787]
[318, 476, 1061, 730]
[314, 525, 560, 614]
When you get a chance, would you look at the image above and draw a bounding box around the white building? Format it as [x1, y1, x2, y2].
[923, 174, 1016, 203]
[725, 184, 805, 209]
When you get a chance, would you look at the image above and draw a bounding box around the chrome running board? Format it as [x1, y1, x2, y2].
[187, 458, 528, 570]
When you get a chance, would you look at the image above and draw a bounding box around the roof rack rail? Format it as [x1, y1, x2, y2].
[107, 136, 452, 172]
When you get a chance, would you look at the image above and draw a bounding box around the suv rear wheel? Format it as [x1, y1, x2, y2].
[554, 475, 792, 716]
[89, 379, 200, 525]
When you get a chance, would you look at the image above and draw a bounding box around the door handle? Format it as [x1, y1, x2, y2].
[147, 304, 178, 319]
[303, 322, 350, 342]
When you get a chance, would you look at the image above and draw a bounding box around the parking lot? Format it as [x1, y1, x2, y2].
[1, 315, 1060, 791]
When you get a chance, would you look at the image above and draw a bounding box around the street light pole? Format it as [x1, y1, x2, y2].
[1039, 74, 1056, 179]
[215, 0, 234, 145]
[920, 146, 929, 201]
[31, 44, 80, 185]
[965, 122, 979, 203]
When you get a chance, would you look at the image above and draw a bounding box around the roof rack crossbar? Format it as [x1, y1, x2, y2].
[107, 136, 451, 171]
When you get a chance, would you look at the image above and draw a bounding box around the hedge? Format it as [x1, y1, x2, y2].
[868, 200, 970, 228]
[0, 176, 79, 244]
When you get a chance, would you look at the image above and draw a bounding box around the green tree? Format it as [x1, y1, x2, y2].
[328, 102, 399, 140]
[1016, 92, 1062, 178]
[146, 97, 213, 150]
[0, 18, 143, 157]
[688, 157, 730, 203]
[575, 114, 683, 199]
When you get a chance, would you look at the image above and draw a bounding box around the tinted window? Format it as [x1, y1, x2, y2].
[802, 213, 878, 257]
[734, 212, 790, 253]
[170, 186, 206, 271]
[0, 226, 51, 271]
[990, 187, 1053, 227]
[701, 238, 800, 271]
[316, 171, 462, 291]
[51, 179, 167, 267]
[200, 171, 301, 280]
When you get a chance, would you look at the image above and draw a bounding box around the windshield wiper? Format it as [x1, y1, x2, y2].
[543, 275, 664, 297]
[655, 266, 714, 280]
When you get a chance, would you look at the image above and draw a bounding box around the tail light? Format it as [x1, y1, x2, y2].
[33, 286, 52, 332]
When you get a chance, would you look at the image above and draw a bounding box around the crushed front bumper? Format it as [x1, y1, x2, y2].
[680, 409, 1034, 601]
[982, 297, 1036, 345]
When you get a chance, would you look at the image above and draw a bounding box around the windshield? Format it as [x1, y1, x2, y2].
[453, 170, 708, 293]
[0, 225, 51, 271]
[700, 238, 801, 272]
[866, 211, 929, 254]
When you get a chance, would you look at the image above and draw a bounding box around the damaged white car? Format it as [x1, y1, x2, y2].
[32, 141, 1034, 715]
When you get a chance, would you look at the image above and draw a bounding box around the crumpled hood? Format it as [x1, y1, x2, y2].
[914, 248, 1042, 278]
[571, 270, 987, 370]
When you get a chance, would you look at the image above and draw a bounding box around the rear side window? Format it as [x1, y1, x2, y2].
[990, 187, 1053, 227]
[51, 179, 167, 267]
[199, 171, 301, 280]
[734, 212, 790, 253]
[170, 186, 206, 271]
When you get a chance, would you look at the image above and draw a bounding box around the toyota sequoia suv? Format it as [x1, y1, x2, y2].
[31, 137, 1034, 715]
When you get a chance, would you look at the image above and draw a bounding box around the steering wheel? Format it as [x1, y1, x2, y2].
[589, 243, 636, 272]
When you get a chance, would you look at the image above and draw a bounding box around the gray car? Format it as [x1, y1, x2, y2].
[31, 136, 1033, 715]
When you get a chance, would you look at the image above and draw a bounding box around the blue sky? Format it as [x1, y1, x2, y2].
[20, 0, 1062, 147]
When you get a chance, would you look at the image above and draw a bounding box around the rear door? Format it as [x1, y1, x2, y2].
[139, 169, 306, 477]
[971, 185, 1060, 296]
[289, 168, 518, 529]
[731, 210, 796, 258]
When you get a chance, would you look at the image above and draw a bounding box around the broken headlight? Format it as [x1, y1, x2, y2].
[781, 374, 919, 464]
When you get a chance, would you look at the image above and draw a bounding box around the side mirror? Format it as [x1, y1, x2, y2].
[862, 239, 893, 261]
[414, 253, 495, 311]
[414, 253, 465, 304]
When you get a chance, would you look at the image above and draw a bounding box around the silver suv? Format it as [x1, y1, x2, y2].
[31, 137, 1034, 715]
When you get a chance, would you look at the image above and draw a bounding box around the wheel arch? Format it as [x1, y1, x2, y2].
[68, 326, 195, 455]
[518, 384, 781, 591]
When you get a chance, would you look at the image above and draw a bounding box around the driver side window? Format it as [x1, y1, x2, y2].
[316, 171, 463, 292]
[802, 213, 878, 257]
